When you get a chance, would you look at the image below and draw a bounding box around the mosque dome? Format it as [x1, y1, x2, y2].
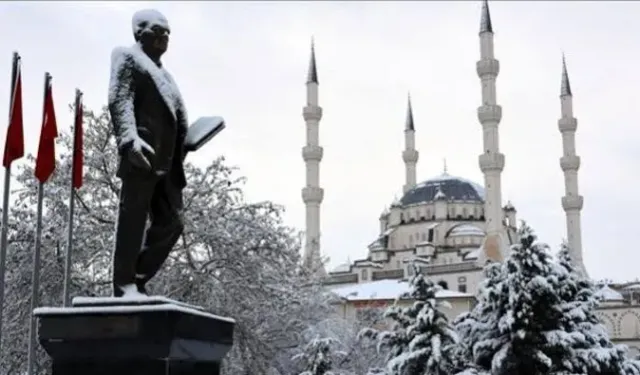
[400, 173, 485, 206]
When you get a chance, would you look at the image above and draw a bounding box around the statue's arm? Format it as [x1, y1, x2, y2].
[108, 49, 138, 154]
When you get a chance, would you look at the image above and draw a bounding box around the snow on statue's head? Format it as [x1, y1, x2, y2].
[132, 9, 170, 56]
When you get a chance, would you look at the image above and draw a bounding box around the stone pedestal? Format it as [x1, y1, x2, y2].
[34, 296, 235, 375]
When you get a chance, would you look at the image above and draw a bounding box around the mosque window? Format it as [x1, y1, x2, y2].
[437, 280, 449, 290]
[428, 229, 434, 242]
[400, 213, 405, 223]
[361, 269, 368, 281]
[462, 207, 468, 217]
[426, 209, 431, 218]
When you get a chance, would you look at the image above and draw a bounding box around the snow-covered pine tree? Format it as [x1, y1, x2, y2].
[367, 265, 458, 375]
[293, 335, 345, 375]
[453, 261, 506, 375]
[455, 223, 629, 375]
[554, 243, 629, 375]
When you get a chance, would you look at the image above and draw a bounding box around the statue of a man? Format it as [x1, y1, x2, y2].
[108, 9, 188, 298]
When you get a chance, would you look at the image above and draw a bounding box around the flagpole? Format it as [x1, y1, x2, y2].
[27, 72, 51, 375]
[27, 182, 44, 374]
[0, 51, 19, 349]
[63, 89, 81, 307]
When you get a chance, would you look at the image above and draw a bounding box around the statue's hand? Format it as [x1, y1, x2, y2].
[127, 136, 155, 171]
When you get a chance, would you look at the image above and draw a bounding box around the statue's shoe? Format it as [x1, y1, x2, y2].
[113, 283, 147, 299]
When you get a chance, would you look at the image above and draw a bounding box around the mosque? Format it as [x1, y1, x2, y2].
[299, 0, 640, 354]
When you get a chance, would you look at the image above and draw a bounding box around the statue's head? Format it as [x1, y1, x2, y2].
[132, 9, 170, 57]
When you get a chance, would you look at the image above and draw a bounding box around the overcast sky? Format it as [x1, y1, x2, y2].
[0, 1, 638, 282]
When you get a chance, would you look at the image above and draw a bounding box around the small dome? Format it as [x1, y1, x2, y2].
[597, 285, 624, 302]
[449, 224, 485, 237]
[400, 173, 484, 206]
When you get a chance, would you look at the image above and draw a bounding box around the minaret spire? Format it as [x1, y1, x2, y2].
[480, 0, 493, 34]
[307, 37, 318, 84]
[476, 0, 507, 262]
[402, 93, 419, 193]
[561, 53, 572, 96]
[302, 39, 325, 275]
[558, 55, 586, 275]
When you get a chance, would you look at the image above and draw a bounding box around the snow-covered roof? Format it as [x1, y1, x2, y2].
[623, 283, 640, 290]
[354, 261, 384, 269]
[331, 279, 473, 301]
[597, 285, 624, 301]
[463, 246, 482, 260]
[331, 262, 351, 274]
[449, 224, 485, 237]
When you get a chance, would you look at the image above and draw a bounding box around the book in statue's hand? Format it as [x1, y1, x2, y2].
[184, 116, 226, 152]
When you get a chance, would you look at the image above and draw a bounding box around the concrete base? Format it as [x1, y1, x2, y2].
[34, 296, 235, 375]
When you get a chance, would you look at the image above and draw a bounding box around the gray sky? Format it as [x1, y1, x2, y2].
[0, 1, 638, 282]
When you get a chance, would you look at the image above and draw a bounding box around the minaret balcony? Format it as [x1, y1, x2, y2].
[477, 104, 502, 124]
[478, 152, 505, 172]
[303, 105, 323, 121]
[560, 155, 580, 172]
[558, 117, 578, 133]
[302, 186, 324, 204]
[476, 58, 500, 77]
[302, 145, 324, 162]
[402, 149, 419, 163]
[562, 195, 584, 211]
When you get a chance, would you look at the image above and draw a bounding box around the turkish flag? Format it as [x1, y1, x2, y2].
[71, 91, 83, 189]
[34, 74, 58, 183]
[3, 53, 24, 168]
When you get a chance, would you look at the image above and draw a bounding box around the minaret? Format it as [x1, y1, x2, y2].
[302, 40, 325, 275]
[402, 94, 419, 193]
[558, 55, 587, 275]
[476, 0, 506, 262]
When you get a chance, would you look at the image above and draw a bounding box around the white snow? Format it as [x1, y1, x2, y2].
[463, 246, 483, 260]
[33, 303, 236, 323]
[184, 116, 225, 151]
[596, 285, 624, 301]
[332, 279, 472, 301]
[131, 9, 169, 36]
[72, 295, 203, 310]
[449, 224, 485, 237]
[119, 283, 147, 299]
[109, 43, 184, 124]
[434, 185, 447, 200]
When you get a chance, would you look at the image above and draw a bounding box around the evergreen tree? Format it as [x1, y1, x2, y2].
[554, 243, 628, 375]
[367, 266, 458, 375]
[455, 224, 629, 375]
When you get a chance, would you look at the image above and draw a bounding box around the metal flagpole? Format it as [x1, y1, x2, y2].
[0, 51, 19, 350]
[27, 72, 51, 375]
[27, 183, 44, 374]
[62, 90, 81, 307]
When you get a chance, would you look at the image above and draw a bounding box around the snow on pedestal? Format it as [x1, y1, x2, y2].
[33, 296, 235, 375]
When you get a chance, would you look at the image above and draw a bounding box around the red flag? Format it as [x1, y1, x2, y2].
[3, 53, 24, 168]
[71, 90, 83, 189]
[34, 74, 58, 183]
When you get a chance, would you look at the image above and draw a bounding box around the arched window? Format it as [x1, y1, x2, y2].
[437, 280, 449, 290]
[361, 269, 368, 281]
